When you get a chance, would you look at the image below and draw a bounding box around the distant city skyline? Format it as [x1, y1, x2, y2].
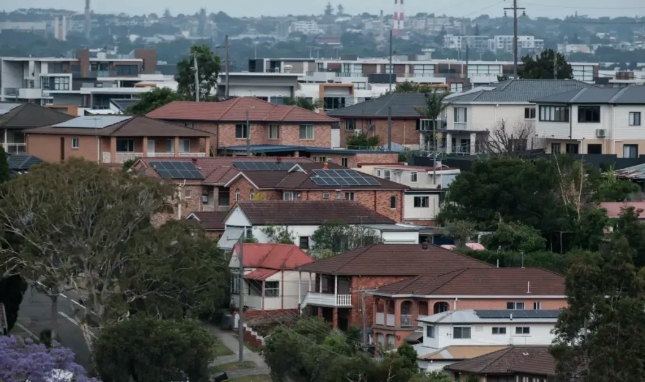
[2, 0, 645, 19]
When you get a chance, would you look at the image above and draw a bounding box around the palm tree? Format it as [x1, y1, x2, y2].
[414, 89, 451, 153]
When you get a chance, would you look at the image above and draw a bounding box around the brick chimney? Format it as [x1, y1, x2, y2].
[323, 161, 328, 170]
[421, 241, 428, 250]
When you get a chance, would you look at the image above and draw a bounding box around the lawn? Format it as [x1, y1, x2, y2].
[213, 338, 235, 357]
[228, 376, 272, 382]
[212, 360, 257, 372]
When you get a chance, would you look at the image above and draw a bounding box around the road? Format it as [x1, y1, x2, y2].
[16, 286, 92, 367]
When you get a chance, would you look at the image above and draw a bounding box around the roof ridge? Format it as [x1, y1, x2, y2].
[221, 97, 243, 119]
[608, 86, 629, 103]
[388, 275, 423, 294]
[0, 103, 28, 127]
[423, 268, 469, 294]
[110, 115, 137, 134]
[374, 94, 392, 116]
[500, 80, 513, 91]
[569, 88, 587, 102]
[475, 347, 514, 373]
[333, 245, 374, 274]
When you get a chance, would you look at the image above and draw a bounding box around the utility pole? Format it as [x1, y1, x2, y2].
[225, 35, 230, 99]
[237, 236, 245, 363]
[504, 0, 525, 78]
[387, 28, 393, 151]
[361, 291, 367, 344]
[193, 53, 199, 102]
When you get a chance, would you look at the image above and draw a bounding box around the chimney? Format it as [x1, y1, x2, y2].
[421, 241, 428, 250]
[323, 161, 329, 170]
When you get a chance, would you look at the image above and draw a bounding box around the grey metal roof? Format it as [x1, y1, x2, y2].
[326, 93, 428, 118]
[6, 153, 43, 175]
[417, 309, 560, 324]
[530, 85, 645, 104]
[52, 115, 132, 129]
[218, 227, 244, 251]
[110, 99, 138, 112]
[448, 79, 593, 104]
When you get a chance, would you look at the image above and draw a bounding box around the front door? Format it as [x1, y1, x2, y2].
[147, 139, 155, 156]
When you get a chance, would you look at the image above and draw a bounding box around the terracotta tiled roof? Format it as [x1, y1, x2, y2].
[0, 102, 73, 129]
[236, 200, 396, 225]
[600, 201, 645, 218]
[419, 345, 508, 360]
[27, 115, 211, 137]
[444, 346, 556, 376]
[298, 244, 493, 276]
[245, 269, 279, 280]
[232, 243, 314, 270]
[188, 211, 228, 231]
[146, 98, 339, 123]
[374, 268, 565, 296]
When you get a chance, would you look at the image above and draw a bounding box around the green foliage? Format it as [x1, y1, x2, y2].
[595, 167, 641, 202]
[482, 220, 546, 253]
[519, 49, 573, 79]
[122, 157, 138, 171]
[346, 131, 380, 150]
[409, 371, 453, 382]
[261, 225, 295, 244]
[397, 342, 419, 373]
[461, 249, 573, 274]
[414, 89, 451, 149]
[310, 220, 382, 258]
[243, 233, 259, 243]
[93, 317, 215, 382]
[126, 87, 186, 115]
[393, 81, 440, 93]
[438, 220, 477, 248]
[176, 44, 221, 100]
[0, 146, 10, 183]
[284, 97, 316, 111]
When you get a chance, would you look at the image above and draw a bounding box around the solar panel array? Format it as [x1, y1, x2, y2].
[53, 116, 132, 129]
[311, 169, 381, 186]
[150, 161, 204, 179]
[233, 161, 294, 171]
[0, 103, 21, 115]
[475, 310, 561, 319]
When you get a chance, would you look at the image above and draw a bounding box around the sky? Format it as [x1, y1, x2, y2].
[2, 0, 644, 19]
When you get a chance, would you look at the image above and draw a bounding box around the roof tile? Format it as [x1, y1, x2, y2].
[232, 243, 314, 269]
[445, 346, 556, 376]
[189, 211, 228, 230]
[0, 102, 73, 129]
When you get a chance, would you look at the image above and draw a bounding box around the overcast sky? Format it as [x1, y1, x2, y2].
[2, 0, 644, 19]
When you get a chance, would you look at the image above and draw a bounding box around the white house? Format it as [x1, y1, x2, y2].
[415, 309, 559, 371]
[532, 85, 645, 157]
[229, 243, 314, 313]
[444, 79, 593, 154]
[221, 200, 421, 251]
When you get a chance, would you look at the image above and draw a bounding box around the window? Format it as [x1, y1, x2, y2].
[453, 327, 471, 339]
[53, 77, 70, 90]
[269, 124, 280, 139]
[566, 143, 579, 154]
[299, 124, 314, 140]
[184, 189, 192, 199]
[624, 144, 638, 158]
[410, 172, 418, 182]
[265, 281, 280, 297]
[507, 302, 525, 310]
[345, 119, 356, 131]
[426, 325, 435, 338]
[414, 196, 430, 208]
[551, 143, 561, 154]
[230, 273, 241, 294]
[587, 144, 602, 154]
[454, 107, 467, 123]
[115, 65, 139, 76]
[390, 195, 397, 209]
[166, 139, 173, 153]
[322, 192, 330, 199]
[515, 327, 530, 335]
[235, 124, 247, 139]
[336, 191, 341, 200]
[71, 137, 79, 149]
[283, 191, 295, 201]
[418, 119, 433, 131]
[318, 157, 327, 163]
[629, 112, 641, 126]
[450, 83, 463, 92]
[250, 190, 255, 199]
[299, 236, 309, 250]
[539, 105, 570, 122]
[345, 192, 355, 201]
[533, 302, 541, 310]
[179, 139, 190, 153]
[235, 189, 241, 201]
[524, 107, 536, 119]
[116, 139, 134, 152]
[578, 106, 600, 123]
[492, 327, 507, 335]
[341, 157, 348, 167]
[352, 82, 367, 90]
[383, 170, 391, 180]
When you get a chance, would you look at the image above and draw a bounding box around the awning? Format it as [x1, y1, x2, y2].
[218, 227, 244, 251]
[245, 269, 279, 281]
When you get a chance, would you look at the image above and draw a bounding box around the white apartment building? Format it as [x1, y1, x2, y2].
[415, 309, 559, 371]
[289, 20, 323, 35]
[533, 86, 645, 158]
[490, 35, 545, 52]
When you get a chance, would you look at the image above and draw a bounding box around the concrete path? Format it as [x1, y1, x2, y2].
[206, 325, 270, 377]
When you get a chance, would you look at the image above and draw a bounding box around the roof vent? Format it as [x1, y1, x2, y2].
[421, 242, 428, 250]
[191, 158, 197, 164]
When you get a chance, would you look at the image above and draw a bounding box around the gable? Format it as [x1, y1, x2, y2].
[225, 206, 252, 227]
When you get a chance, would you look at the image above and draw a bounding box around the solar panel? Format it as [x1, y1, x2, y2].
[149, 161, 205, 180]
[475, 310, 561, 319]
[53, 116, 132, 129]
[0, 103, 21, 115]
[311, 169, 381, 186]
[233, 161, 294, 171]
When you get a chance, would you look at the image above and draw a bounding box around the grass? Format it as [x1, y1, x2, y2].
[228, 376, 272, 382]
[212, 360, 257, 372]
[213, 338, 235, 357]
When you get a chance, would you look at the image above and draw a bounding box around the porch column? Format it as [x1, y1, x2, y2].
[308, 272, 312, 292]
[173, 136, 179, 157]
[319, 274, 323, 293]
[109, 136, 117, 164]
[3, 129, 7, 151]
[334, 275, 338, 305]
[261, 281, 265, 310]
[394, 300, 402, 327]
[317, 307, 323, 318]
[204, 136, 211, 156]
[446, 133, 452, 154]
[142, 136, 148, 157]
[332, 308, 338, 329]
[470, 132, 476, 154]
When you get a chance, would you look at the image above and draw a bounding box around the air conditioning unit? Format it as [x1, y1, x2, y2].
[596, 129, 606, 138]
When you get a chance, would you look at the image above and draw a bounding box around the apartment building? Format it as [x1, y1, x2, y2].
[289, 20, 323, 35]
[532, 85, 645, 157]
[0, 49, 157, 113]
[217, 72, 299, 104]
[443, 35, 544, 54]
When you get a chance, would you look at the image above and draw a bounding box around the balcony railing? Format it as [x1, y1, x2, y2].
[114, 152, 142, 163]
[146, 152, 207, 158]
[386, 314, 395, 326]
[401, 314, 413, 327]
[300, 292, 352, 308]
[453, 122, 468, 130]
[375, 312, 385, 325]
[5, 143, 26, 154]
[3, 88, 19, 96]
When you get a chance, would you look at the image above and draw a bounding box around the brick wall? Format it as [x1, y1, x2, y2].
[27, 134, 106, 163]
[339, 119, 422, 148]
[313, 153, 399, 168]
[217, 123, 333, 148]
[348, 276, 411, 327]
[302, 189, 404, 222]
[227, 177, 282, 208]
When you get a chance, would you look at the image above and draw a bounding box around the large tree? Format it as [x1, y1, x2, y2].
[126, 87, 186, 115]
[92, 317, 214, 382]
[176, 44, 221, 101]
[414, 89, 451, 152]
[310, 220, 382, 258]
[519, 49, 573, 80]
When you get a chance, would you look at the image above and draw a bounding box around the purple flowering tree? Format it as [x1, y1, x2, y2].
[0, 336, 100, 382]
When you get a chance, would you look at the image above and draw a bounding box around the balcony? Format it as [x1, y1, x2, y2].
[301, 292, 352, 308]
[5, 143, 26, 154]
[103, 151, 207, 164]
[148, 152, 207, 158]
[376, 312, 385, 325]
[453, 122, 468, 130]
[18, 88, 44, 99]
[3, 88, 19, 96]
[400, 314, 413, 327]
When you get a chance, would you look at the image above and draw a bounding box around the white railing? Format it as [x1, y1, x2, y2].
[5, 143, 26, 154]
[115, 152, 142, 163]
[178, 152, 206, 157]
[386, 314, 395, 326]
[146, 152, 206, 158]
[453, 122, 468, 130]
[375, 312, 385, 325]
[400, 314, 413, 327]
[300, 292, 352, 307]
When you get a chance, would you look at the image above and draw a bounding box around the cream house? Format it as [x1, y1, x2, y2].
[532, 85, 645, 157]
[444, 79, 592, 154]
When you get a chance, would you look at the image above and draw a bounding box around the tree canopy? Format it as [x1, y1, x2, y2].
[126, 87, 186, 115]
[284, 97, 316, 111]
[176, 44, 221, 100]
[393, 82, 442, 94]
[346, 131, 380, 150]
[310, 221, 382, 258]
[519, 49, 573, 79]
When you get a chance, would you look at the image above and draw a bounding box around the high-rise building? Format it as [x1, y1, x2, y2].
[53, 16, 67, 41]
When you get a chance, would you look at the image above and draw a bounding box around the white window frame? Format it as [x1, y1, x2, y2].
[116, 138, 135, 152]
[410, 172, 418, 182]
[184, 189, 192, 199]
[299, 124, 314, 140]
[341, 157, 348, 167]
[383, 170, 391, 180]
[344, 192, 355, 201]
[426, 325, 435, 338]
[533, 301, 541, 310]
[629, 112, 641, 126]
[299, 236, 309, 249]
[264, 281, 280, 297]
[345, 119, 356, 131]
[453, 326, 471, 339]
[235, 123, 248, 139]
[269, 124, 280, 139]
[283, 191, 295, 201]
[390, 195, 397, 209]
[71, 137, 79, 149]
[414, 196, 429, 208]
[235, 189, 241, 201]
[179, 139, 190, 153]
[507, 301, 525, 310]
[515, 327, 531, 335]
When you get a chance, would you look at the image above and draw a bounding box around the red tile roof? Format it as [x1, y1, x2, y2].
[600, 201, 645, 218]
[298, 244, 493, 276]
[146, 97, 339, 123]
[374, 268, 565, 296]
[444, 346, 556, 376]
[233, 243, 314, 270]
[245, 269, 279, 280]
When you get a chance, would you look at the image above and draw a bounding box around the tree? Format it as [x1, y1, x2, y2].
[176, 44, 221, 101]
[414, 89, 451, 151]
[126, 87, 186, 115]
[337, 4, 345, 15]
[393, 81, 437, 93]
[163, 8, 171, 18]
[0, 145, 10, 183]
[473, 24, 480, 36]
[93, 317, 214, 382]
[261, 226, 296, 244]
[346, 131, 380, 149]
[519, 49, 573, 79]
[550, 235, 645, 381]
[284, 97, 316, 111]
[438, 220, 477, 248]
[310, 221, 382, 258]
[324, 2, 334, 16]
[482, 220, 546, 253]
[479, 120, 539, 156]
[0, 336, 98, 382]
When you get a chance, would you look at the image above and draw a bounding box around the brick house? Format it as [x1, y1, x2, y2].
[296, 243, 494, 332]
[371, 267, 566, 348]
[186, 211, 228, 239]
[224, 161, 409, 222]
[146, 97, 339, 152]
[1, 102, 73, 154]
[25, 115, 210, 164]
[326, 93, 434, 149]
